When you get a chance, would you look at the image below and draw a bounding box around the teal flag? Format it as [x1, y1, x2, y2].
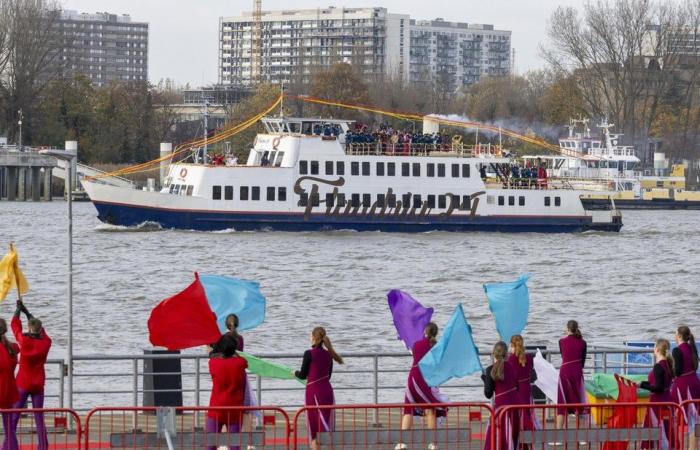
[199, 275, 266, 332]
[484, 274, 531, 343]
[418, 304, 483, 387]
[239, 351, 306, 385]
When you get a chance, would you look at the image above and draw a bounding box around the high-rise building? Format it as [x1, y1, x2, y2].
[409, 19, 511, 91]
[218, 7, 510, 90]
[56, 10, 148, 86]
[219, 7, 410, 86]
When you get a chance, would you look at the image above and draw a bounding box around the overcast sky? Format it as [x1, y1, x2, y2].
[61, 0, 582, 87]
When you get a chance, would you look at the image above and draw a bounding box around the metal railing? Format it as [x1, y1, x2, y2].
[345, 142, 505, 158]
[32, 345, 659, 412]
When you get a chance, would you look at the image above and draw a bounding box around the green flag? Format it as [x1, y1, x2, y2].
[239, 351, 306, 385]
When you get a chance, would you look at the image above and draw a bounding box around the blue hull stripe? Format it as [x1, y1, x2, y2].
[91, 201, 622, 233]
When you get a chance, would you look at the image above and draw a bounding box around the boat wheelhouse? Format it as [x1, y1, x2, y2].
[82, 116, 622, 233]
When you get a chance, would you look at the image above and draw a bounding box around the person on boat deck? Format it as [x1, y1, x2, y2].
[637, 338, 674, 450]
[480, 165, 487, 180]
[396, 322, 446, 450]
[295, 327, 343, 450]
[482, 341, 520, 450]
[556, 320, 587, 430]
[508, 335, 537, 448]
[260, 155, 270, 166]
[8, 300, 51, 450]
[207, 336, 248, 450]
[671, 326, 700, 450]
[0, 318, 19, 450]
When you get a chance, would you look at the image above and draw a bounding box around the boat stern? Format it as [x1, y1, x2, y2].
[580, 195, 623, 232]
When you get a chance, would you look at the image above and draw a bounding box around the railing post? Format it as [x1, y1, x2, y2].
[195, 356, 201, 428]
[132, 359, 138, 430]
[59, 361, 65, 409]
[602, 350, 608, 373]
[373, 355, 379, 425]
[256, 374, 262, 406]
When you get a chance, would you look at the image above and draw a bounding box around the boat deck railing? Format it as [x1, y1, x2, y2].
[345, 143, 505, 158]
[37, 345, 658, 412]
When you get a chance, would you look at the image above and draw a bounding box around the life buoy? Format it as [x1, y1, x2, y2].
[179, 168, 188, 178]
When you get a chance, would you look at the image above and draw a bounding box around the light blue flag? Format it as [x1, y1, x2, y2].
[199, 275, 266, 332]
[483, 273, 531, 343]
[418, 304, 483, 387]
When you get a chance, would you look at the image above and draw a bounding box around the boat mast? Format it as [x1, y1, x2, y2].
[203, 99, 210, 164]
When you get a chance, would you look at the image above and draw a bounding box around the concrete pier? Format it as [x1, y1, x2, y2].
[0, 146, 58, 201]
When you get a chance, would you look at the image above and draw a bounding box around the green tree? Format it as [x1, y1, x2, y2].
[309, 63, 369, 117]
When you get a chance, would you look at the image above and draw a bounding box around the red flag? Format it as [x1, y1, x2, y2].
[148, 274, 221, 350]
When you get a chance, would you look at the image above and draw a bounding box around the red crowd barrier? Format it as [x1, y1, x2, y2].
[495, 402, 684, 450]
[0, 408, 82, 449]
[292, 402, 493, 450]
[83, 406, 289, 449]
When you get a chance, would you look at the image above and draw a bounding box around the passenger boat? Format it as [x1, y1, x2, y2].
[82, 117, 622, 233]
[523, 118, 700, 209]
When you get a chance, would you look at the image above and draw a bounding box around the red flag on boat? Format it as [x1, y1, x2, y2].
[147, 273, 221, 350]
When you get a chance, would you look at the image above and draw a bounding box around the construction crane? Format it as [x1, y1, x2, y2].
[251, 0, 262, 83]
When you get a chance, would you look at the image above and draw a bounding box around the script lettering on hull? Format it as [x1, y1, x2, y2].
[294, 176, 486, 221]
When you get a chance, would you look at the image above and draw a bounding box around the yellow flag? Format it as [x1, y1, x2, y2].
[0, 244, 29, 301]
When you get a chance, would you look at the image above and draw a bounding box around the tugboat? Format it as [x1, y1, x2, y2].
[82, 117, 622, 233]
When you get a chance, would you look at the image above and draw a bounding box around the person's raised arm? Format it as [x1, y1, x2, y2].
[295, 350, 312, 380]
[673, 348, 684, 377]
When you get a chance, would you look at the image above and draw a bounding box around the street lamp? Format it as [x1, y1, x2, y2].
[17, 109, 23, 151]
[38, 147, 76, 409]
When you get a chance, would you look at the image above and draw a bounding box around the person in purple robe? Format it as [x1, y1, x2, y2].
[671, 326, 700, 450]
[638, 338, 674, 450]
[508, 335, 538, 448]
[556, 320, 587, 430]
[295, 327, 343, 450]
[482, 341, 520, 450]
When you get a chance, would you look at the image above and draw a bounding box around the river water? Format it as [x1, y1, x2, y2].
[1, 201, 699, 407]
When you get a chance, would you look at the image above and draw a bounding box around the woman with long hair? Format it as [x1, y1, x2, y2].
[638, 338, 674, 450]
[671, 326, 700, 450]
[0, 318, 19, 450]
[556, 320, 587, 430]
[482, 341, 519, 450]
[508, 335, 538, 447]
[397, 322, 446, 450]
[295, 327, 343, 450]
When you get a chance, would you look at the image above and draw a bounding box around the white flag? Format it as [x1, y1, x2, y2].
[534, 349, 559, 402]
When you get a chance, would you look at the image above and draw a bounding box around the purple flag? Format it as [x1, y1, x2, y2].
[387, 290, 434, 350]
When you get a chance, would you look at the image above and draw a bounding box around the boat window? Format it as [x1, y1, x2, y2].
[186, 185, 194, 196]
[626, 162, 637, 171]
[656, 181, 663, 188]
[498, 195, 504, 206]
[173, 184, 181, 195]
[427, 163, 435, 177]
[362, 162, 370, 176]
[310, 161, 319, 175]
[412, 163, 420, 177]
[325, 161, 334, 175]
[169, 184, 176, 194]
[299, 192, 308, 206]
[555, 196, 561, 207]
[376, 162, 385, 176]
[402, 163, 410, 176]
[487, 195, 495, 205]
[240, 186, 249, 201]
[278, 187, 287, 201]
[387, 193, 397, 208]
[402, 193, 411, 206]
[289, 122, 301, 133]
[387, 162, 396, 176]
[351, 161, 359, 176]
[336, 193, 346, 206]
[461, 196, 471, 210]
[224, 186, 233, 200]
[437, 163, 446, 177]
[519, 196, 525, 206]
[351, 193, 360, 207]
[252, 186, 260, 201]
[326, 193, 335, 207]
[608, 161, 618, 169]
[336, 161, 345, 175]
[179, 185, 187, 196]
[462, 164, 470, 178]
[438, 195, 447, 208]
[362, 193, 371, 207]
[427, 195, 436, 208]
[274, 152, 284, 167]
[267, 187, 275, 201]
[299, 160, 308, 174]
[376, 194, 385, 207]
[544, 196, 551, 207]
[310, 192, 319, 206]
[452, 164, 460, 178]
[212, 186, 221, 200]
[413, 194, 422, 208]
[600, 161, 608, 168]
[508, 196, 515, 206]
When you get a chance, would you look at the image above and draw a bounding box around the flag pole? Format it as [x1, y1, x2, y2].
[9, 243, 21, 301]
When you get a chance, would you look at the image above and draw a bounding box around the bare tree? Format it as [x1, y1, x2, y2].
[0, 0, 62, 144]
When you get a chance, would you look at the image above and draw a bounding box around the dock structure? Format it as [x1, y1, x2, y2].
[0, 145, 58, 201]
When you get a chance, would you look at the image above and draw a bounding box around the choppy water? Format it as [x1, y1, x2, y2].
[1, 202, 699, 408]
